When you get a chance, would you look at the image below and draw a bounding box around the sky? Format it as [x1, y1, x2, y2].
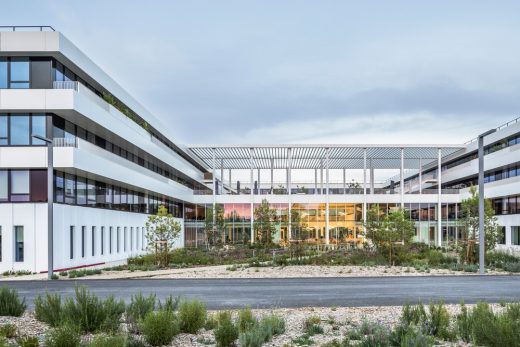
[2, 1, 520, 146]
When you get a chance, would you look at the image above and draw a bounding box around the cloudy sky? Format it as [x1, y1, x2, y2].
[2, 1, 520, 145]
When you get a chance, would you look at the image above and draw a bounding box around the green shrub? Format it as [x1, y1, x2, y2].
[359, 324, 391, 347]
[62, 286, 125, 333]
[238, 327, 265, 347]
[321, 338, 351, 347]
[126, 292, 156, 332]
[44, 323, 81, 347]
[0, 287, 26, 316]
[0, 323, 16, 338]
[237, 307, 256, 333]
[214, 311, 238, 347]
[34, 292, 62, 327]
[86, 334, 126, 347]
[158, 295, 179, 312]
[292, 334, 315, 346]
[401, 302, 426, 327]
[140, 310, 179, 346]
[486, 251, 520, 268]
[16, 336, 39, 347]
[259, 315, 285, 337]
[125, 335, 147, 347]
[178, 299, 207, 334]
[502, 262, 520, 272]
[399, 326, 434, 347]
[456, 302, 471, 342]
[205, 314, 218, 330]
[425, 300, 452, 339]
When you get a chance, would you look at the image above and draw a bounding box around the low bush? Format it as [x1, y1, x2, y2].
[0, 287, 26, 317]
[16, 336, 39, 347]
[34, 292, 62, 327]
[0, 323, 16, 338]
[125, 336, 147, 347]
[303, 316, 323, 336]
[321, 338, 351, 347]
[205, 314, 218, 330]
[502, 262, 520, 273]
[140, 310, 179, 347]
[61, 286, 125, 333]
[158, 295, 179, 312]
[259, 314, 285, 337]
[486, 251, 520, 268]
[425, 300, 452, 339]
[179, 299, 207, 334]
[292, 334, 315, 346]
[126, 292, 156, 332]
[237, 307, 256, 333]
[239, 327, 265, 347]
[214, 311, 238, 347]
[359, 322, 391, 347]
[86, 334, 126, 347]
[44, 323, 81, 347]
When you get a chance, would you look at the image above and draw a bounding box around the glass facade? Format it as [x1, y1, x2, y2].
[0, 169, 47, 203]
[0, 113, 47, 146]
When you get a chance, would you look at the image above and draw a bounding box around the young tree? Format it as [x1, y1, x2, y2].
[145, 205, 181, 267]
[459, 186, 500, 264]
[364, 205, 415, 264]
[254, 199, 277, 245]
[204, 204, 225, 248]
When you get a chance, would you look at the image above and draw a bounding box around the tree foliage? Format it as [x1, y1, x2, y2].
[459, 186, 500, 264]
[145, 205, 181, 267]
[364, 205, 415, 263]
[254, 199, 277, 245]
[205, 204, 225, 247]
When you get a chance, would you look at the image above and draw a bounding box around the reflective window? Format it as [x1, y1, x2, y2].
[10, 59, 29, 88]
[0, 115, 8, 145]
[15, 226, 24, 262]
[70, 226, 74, 259]
[31, 115, 46, 145]
[11, 170, 29, 195]
[81, 226, 86, 258]
[65, 173, 75, 204]
[10, 115, 30, 145]
[76, 177, 86, 205]
[0, 171, 7, 201]
[0, 59, 6, 88]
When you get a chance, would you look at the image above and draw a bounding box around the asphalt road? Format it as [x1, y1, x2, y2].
[3, 276, 520, 309]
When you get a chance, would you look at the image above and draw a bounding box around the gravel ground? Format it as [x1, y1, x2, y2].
[0, 304, 503, 346]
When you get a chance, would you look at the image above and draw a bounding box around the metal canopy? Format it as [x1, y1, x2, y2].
[188, 145, 464, 170]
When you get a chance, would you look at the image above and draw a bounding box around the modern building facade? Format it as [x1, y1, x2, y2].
[1, 27, 520, 273]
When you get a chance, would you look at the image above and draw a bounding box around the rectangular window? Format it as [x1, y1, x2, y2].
[498, 226, 506, 245]
[124, 227, 127, 252]
[0, 171, 7, 201]
[109, 227, 113, 254]
[81, 226, 86, 258]
[91, 226, 96, 256]
[31, 114, 46, 145]
[10, 170, 30, 202]
[76, 176, 86, 205]
[54, 171, 64, 203]
[101, 227, 105, 256]
[512, 226, 520, 246]
[30, 170, 47, 202]
[10, 58, 30, 89]
[117, 227, 120, 253]
[70, 226, 74, 259]
[0, 114, 7, 145]
[10, 115, 30, 145]
[64, 173, 75, 204]
[0, 59, 7, 88]
[14, 226, 23, 262]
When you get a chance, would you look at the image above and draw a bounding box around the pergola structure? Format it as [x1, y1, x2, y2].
[188, 145, 464, 245]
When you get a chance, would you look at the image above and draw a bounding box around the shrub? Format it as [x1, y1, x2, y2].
[321, 338, 351, 347]
[237, 307, 256, 333]
[0, 287, 26, 316]
[44, 323, 81, 347]
[86, 334, 126, 347]
[16, 336, 39, 347]
[158, 295, 179, 312]
[126, 292, 156, 332]
[178, 299, 207, 334]
[214, 311, 238, 347]
[425, 300, 451, 339]
[140, 310, 179, 346]
[292, 334, 315, 346]
[502, 262, 520, 273]
[62, 286, 125, 333]
[399, 326, 434, 347]
[205, 314, 218, 330]
[456, 302, 471, 342]
[239, 327, 265, 347]
[303, 316, 323, 336]
[259, 315, 285, 337]
[0, 323, 16, 338]
[401, 302, 426, 327]
[125, 335, 147, 347]
[34, 292, 62, 327]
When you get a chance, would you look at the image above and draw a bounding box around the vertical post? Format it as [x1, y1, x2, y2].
[270, 158, 274, 194]
[325, 148, 330, 245]
[400, 148, 404, 209]
[250, 148, 254, 244]
[47, 139, 54, 279]
[212, 148, 216, 229]
[320, 160, 324, 195]
[220, 159, 224, 194]
[288, 147, 292, 241]
[370, 159, 374, 195]
[437, 148, 442, 247]
[228, 169, 232, 193]
[314, 169, 318, 194]
[343, 168, 346, 194]
[363, 148, 367, 231]
[419, 158, 422, 194]
[455, 202, 458, 246]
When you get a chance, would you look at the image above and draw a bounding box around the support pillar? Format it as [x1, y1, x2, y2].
[419, 158, 422, 194]
[220, 159, 224, 194]
[325, 148, 330, 245]
[370, 159, 374, 195]
[314, 169, 318, 194]
[363, 148, 367, 229]
[212, 148, 216, 229]
[400, 148, 404, 209]
[250, 148, 254, 244]
[320, 159, 324, 195]
[437, 148, 442, 247]
[270, 158, 274, 194]
[343, 168, 346, 194]
[288, 148, 292, 241]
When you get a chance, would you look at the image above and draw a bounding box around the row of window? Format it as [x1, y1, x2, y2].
[493, 195, 520, 215]
[0, 58, 30, 89]
[0, 113, 47, 146]
[445, 162, 520, 189]
[0, 226, 24, 262]
[55, 170, 183, 217]
[69, 225, 145, 260]
[0, 170, 47, 202]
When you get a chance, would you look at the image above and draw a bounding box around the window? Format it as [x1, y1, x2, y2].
[31, 115, 46, 145]
[0, 59, 7, 88]
[10, 170, 29, 202]
[70, 226, 74, 259]
[9, 58, 29, 89]
[100, 227, 104, 256]
[30, 170, 47, 202]
[10, 115, 30, 145]
[498, 226, 506, 245]
[91, 226, 96, 256]
[55, 171, 64, 203]
[109, 227, 113, 254]
[0, 115, 7, 145]
[117, 227, 120, 253]
[81, 226, 86, 258]
[0, 171, 7, 201]
[512, 227, 520, 246]
[14, 226, 23, 262]
[124, 227, 127, 252]
[76, 177, 86, 205]
[64, 173, 75, 204]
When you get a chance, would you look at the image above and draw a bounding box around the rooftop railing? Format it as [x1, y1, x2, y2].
[0, 25, 55, 32]
[465, 116, 520, 144]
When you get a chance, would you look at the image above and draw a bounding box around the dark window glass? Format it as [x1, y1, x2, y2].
[109, 227, 113, 254]
[117, 227, 120, 253]
[87, 179, 96, 205]
[54, 171, 64, 203]
[101, 227, 104, 255]
[0, 59, 7, 88]
[54, 61, 65, 82]
[512, 226, 520, 246]
[30, 170, 47, 202]
[91, 226, 95, 256]
[81, 226, 86, 258]
[31, 115, 46, 145]
[0, 115, 7, 145]
[65, 173, 75, 204]
[70, 226, 74, 259]
[15, 226, 24, 262]
[76, 177, 86, 205]
[10, 115, 30, 145]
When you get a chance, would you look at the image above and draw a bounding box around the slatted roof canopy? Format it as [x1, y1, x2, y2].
[188, 145, 464, 170]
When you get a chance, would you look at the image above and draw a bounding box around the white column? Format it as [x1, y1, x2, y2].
[228, 169, 232, 192]
[220, 159, 224, 194]
[288, 147, 292, 241]
[314, 169, 318, 194]
[437, 148, 442, 247]
[455, 202, 458, 246]
[250, 148, 254, 244]
[343, 168, 346, 194]
[212, 148, 216, 228]
[325, 148, 330, 245]
[400, 148, 404, 209]
[257, 169, 261, 194]
[363, 148, 367, 227]
[320, 159, 324, 195]
[419, 158, 422, 194]
[270, 158, 274, 194]
[370, 159, 374, 195]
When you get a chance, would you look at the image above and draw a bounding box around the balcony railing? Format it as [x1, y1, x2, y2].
[53, 81, 79, 91]
[53, 137, 78, 148]
[0, 26, 55, 32]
